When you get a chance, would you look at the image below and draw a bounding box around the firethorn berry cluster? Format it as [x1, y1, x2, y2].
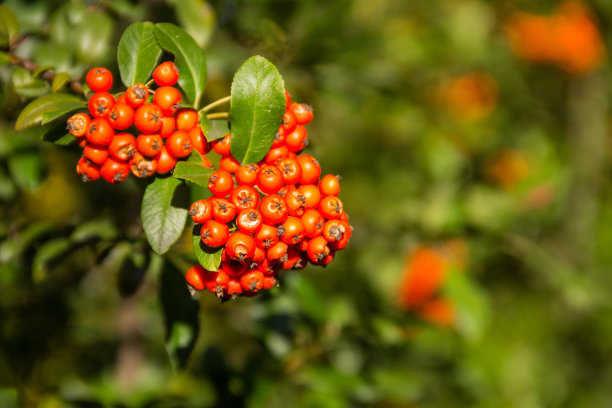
[67, 63, 211, 183]
[185, 91, 352, 300]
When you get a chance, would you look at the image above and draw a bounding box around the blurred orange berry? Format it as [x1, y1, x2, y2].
[485, 149, 530, 191]
[417, 298, 455, 327]
[436, 73, 498, 122]
[398, 246, 448, 310]
[505, 1, 605, 75]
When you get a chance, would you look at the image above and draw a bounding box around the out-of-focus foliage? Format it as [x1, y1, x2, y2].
[2, 0, 612, 406]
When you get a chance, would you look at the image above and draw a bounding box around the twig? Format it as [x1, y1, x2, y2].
[8, 52, 84, 94]
[200, 96, 231, 113]
[206, 112, 229, 120]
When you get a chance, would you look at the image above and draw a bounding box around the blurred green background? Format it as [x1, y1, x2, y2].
[2, 0, 612, 406]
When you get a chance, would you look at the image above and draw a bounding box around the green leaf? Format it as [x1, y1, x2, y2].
[185, 149, 203, 164]
[41, 122, 72, 144]
[0, 222, 54, 262]
[0, 52, 9, 65]
[74, 11, 113, 64]
[165, 322, 195, 372]
[14, 80, 48, 98]
[443, 269, 490, 343]
[230, 56, 285, 164]
[15, 93, 84, 131]
[204, 119, 229, 142]
[0, 388, 18, 408]
[41, 102, 86, 125]
[154, 23, 207, 109]
[171, 0, 216, 48]
[11, 68, 48, 98]
[117, 21, 162, 87]
[32, 238, 72, 283]
[33, 41, 73, 74]
[0, 169, 16, 201]
[48, 5, 72, 46]
[172, 161, 213, 187]
[191, 224, 221, 271]
[70, 218, 119, 244]
[141, 177, 189, 255]
[7, 151, 43, 190]
[33, 65, 53, 78]
[0, 6, 19, 47]
[51, 72, 71, 93]
[52, 133, 75, 146]
[159, 262, 199, 371]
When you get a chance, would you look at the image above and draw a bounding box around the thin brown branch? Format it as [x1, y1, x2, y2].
[8, 52, 84, 94]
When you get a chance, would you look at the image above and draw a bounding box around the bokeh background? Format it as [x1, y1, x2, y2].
[2, 0, 612, 406]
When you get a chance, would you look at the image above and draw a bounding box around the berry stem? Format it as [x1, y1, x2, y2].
[145, 79, 155, 88]
[200, 96, 231, 114]
[206, 112, 230, 120]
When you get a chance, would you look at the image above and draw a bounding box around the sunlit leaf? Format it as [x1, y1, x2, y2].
[172, 161, 213, 187]
[204, 119, 229, 142]
[15, 93, 84, 131]
[154, 23, 207, 109]
[52, 133, 75, 146]
[141, 177, 189, 255]
[41, 102, 86, 125]
[118, 21, 162, 87]
[51, 72, 71, 93]
[230, 56, 285, 164]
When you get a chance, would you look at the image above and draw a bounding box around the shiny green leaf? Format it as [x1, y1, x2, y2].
[154, 23, 207, 109]
[204, 119, 229, 142]
[141, 177, 189, 255]
[230, 56, 285, 164]
[52, 133, 75, 146]
[172, 161, 213, 187]
[15, 93, 84, 131]
[51, 72, 71, 93]
[117, 21, 162, 87]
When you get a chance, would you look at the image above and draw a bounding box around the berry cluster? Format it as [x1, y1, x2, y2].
[186, 93, 352, 299]
[67, 63, 210, 183]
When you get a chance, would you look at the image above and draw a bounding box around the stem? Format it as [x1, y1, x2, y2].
[206, 112, 229, 120]
[7, 52, 84, 95]
[200, 96, 231, 113]
[551, 72, 606, 268]
[145, 79, 155, 88]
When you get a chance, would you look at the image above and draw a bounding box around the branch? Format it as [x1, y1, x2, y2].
[8, 52, 84, 94]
